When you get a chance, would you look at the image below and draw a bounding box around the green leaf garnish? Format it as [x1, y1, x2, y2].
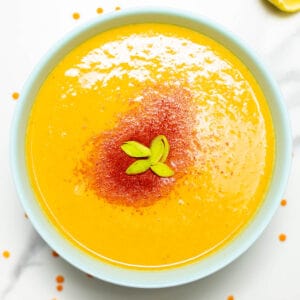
[150, 136, 164, 164]
[159, 135, 170, 163]
[121, 141, 151, 158]
[126, 159, 152, 175]
[121, 135, 174, 178]
[150, 162, 174, 177]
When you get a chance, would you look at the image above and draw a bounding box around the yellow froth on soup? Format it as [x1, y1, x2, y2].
[26, 24, 274, 269]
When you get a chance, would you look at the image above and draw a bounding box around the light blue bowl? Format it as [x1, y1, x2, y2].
[11, 7, 292, 288]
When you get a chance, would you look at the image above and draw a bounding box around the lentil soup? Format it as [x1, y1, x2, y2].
[26, 24, 275, 269]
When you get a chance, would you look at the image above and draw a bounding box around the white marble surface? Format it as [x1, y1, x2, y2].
[1, 0, 300, 299]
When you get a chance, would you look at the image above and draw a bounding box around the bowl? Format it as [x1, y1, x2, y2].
[10, 7, 292, 288]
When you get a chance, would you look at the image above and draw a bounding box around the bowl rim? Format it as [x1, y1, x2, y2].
[10, 6, 292, 288]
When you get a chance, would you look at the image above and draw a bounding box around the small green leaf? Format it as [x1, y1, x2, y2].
[150, 162, 174, 177]
[121, 141, 151, 158]
[126, 159, 152, 175]
[122, 135, 174, 178]
[150, 136, 164, 164]
[160, 135, 170, 163]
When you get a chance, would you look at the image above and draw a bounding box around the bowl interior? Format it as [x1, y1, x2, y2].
[11, 7, 292, 288]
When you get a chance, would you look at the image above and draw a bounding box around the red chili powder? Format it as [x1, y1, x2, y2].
[80, 85, 196, 207]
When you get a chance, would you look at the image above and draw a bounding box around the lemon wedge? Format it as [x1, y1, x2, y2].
[267, 0, 300, 12]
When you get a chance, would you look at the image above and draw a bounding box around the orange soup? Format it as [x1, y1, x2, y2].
[26, 24, 275, 269]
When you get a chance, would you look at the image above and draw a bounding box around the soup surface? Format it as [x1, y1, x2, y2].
[26, 24, 274, 269]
